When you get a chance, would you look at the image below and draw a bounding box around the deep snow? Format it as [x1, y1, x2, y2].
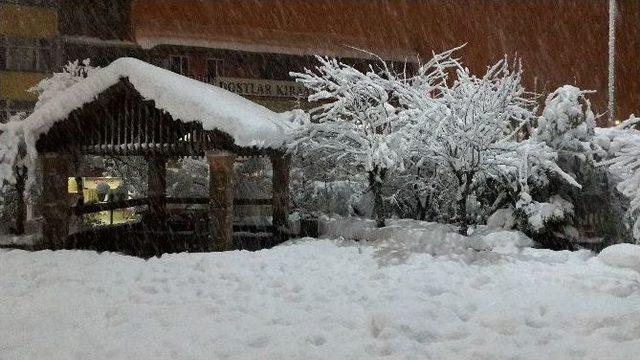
[1, 228, 640, 359]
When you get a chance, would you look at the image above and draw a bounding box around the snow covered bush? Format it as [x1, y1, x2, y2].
[289, 48, 467, 227]
[387, 164, 457, 222]
[290, 50, 581, 238]
[514, 85, 631, 249]
[508, 86, 601, 248]
[29, 59, 99, 110]
[383, 49, 461, 222]
[288, 148, 368, 217]
[0, 114, 27, 188]
[396, 58, 578, 234]
[0, 59, 100, 218]
[603, 115, 640, 243]
[514, 194, 578, 249]
[533, 85, 603, 161]
[289, 56, 410, 227]
[0, 113, 29, 234]
[298, 180, 366, 217]
[167, 157, 208, 198]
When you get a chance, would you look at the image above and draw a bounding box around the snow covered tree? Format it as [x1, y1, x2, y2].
[290, 50, 579, 235]
[384, 48, 462, 222]
[517, 85, 607, 248]
[398, 57, 577, 234]
[289, 56, 408, 227]
[533, 85, 603, 160]
[290, 153, 368, 217]
[0, 59, 101, 196]
[0, 113, 29, 234]
[604, 115, 640, 243]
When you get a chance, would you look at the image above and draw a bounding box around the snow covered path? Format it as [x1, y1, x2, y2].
[1, 239, 639, 359]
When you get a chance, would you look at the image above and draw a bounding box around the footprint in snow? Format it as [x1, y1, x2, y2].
[306, 334, 327, 346]
[247, 336, 270, 348]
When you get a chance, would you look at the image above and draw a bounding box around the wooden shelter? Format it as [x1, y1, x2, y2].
[29, 58, 294, 254]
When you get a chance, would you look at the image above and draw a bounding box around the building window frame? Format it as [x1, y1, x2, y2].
[1, 35, 52, 72]
[168, 55, 189, 76]
[205, 58, 223, 83]
[0, 36, 6, 70]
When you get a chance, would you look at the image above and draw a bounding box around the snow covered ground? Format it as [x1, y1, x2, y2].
[1, 220, 640, 359]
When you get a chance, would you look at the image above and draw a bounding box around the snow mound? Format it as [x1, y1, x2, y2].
[469, 231, 534, 254]
[23, 57, 299, 150]
[320, 216, 535, 261]
[598, 243, 640, 272]
[486, 208, 515, 230]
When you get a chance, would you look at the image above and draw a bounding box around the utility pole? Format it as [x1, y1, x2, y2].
[608, 0, 617, 125]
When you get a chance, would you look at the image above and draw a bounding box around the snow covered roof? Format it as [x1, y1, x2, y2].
[24, 58, 300, 150]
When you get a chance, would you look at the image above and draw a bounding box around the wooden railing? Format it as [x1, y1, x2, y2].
[72, 197, 150, 216]
[72, 197, 272, 215]
[167, 197, 272, 206]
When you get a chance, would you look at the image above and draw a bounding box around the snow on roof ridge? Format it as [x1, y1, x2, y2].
[24, 57, 298, 152]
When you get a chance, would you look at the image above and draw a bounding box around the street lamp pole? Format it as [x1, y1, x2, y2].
[608, 0, 617, 125]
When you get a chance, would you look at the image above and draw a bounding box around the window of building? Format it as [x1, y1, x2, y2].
[206, 58, 223, 83]
[169, 55, 189, 76]
[0, 40, 5, 70]
[152, 57, 169, 69]
[1, 36, 52, 72]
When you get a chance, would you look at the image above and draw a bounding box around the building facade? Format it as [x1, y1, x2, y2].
[0, 0, 60, 122]
[130, 0, 640, 124]
[1, 0, 638, 123]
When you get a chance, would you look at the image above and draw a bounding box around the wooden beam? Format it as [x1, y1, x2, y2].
[206, 151, 236, 251]
[41, 153, 73, 249]
[271, 154, 291, 243]
[166, 197, 271, 206]
[147, 156, 167, 225]
[73, 197, 150, 215]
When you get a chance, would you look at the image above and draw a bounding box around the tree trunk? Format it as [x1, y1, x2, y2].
[369, 167, 387, 228]
[456, 172, 472, 235]
[13, 167, 27, 235]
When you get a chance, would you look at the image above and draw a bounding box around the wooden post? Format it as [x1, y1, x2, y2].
[271, 154, 291, 243]
[41, 153, 73, 249]
[147, 156, 166, 225]
[206, 151, 236, 251]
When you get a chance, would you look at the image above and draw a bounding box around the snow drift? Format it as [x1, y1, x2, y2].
[598, 243, 640, 272]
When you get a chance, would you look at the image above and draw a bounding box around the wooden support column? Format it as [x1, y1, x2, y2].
[206, 151, 236, 251]
[41, 153, 73, 249]
[271, 154, 291, 243]
[147, 156, 167, 225]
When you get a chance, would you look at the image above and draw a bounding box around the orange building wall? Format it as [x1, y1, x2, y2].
[132, 0, 640, 123]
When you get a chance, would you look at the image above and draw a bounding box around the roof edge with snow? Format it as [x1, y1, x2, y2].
[24, 58, 301, 153]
